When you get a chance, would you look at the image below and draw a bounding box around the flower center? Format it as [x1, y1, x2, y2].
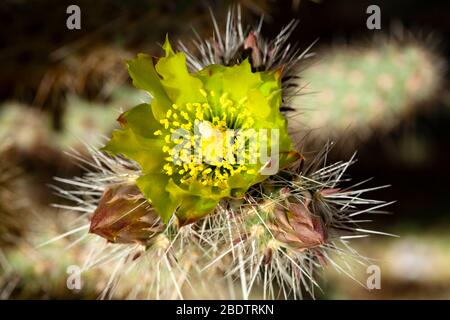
[154, 90, 258, 189]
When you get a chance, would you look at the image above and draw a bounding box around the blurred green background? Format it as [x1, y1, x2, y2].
[0, 0, 449, 299]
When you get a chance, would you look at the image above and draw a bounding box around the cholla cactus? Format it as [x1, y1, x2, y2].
[290, 32, 444, 144]
[56, 96, 120, 151]
[0, 156, 28, 248]
[50, 7, 394, 299]
[0, 103, 53, 156]
[0, 207, 115, 299]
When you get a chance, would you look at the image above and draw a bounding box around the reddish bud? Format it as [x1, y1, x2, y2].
[89, 183, 164, 244]
[244, 31, 262, 67]
[268, 192, 326, 250]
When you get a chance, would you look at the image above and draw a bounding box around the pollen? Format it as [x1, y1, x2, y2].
[157, 89, 260, 189]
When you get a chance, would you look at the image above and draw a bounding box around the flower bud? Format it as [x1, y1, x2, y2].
[268, 191, 326, 250]
[89, 183, 164, 244]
